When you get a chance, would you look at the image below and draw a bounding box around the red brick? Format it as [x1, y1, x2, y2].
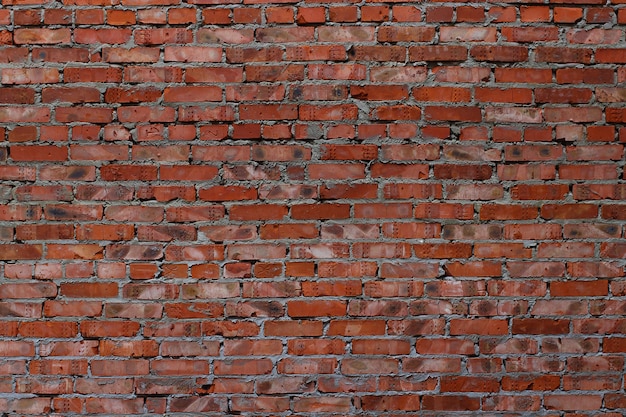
[537, 46, 592, 63]
[0, 88, 35, 104]
[425, 106, 481, 122]
[391, 5, 421, 21]
[14, 28, 70, 44]
[545, 395, 602, 411]
[457, 6, 485, 22]
[441, 376, 500, 392]
[0, 107, 50, 123]
[423, 395, 480, 411]
[450, 319, 508, 335]
[0, 2, 624, 411]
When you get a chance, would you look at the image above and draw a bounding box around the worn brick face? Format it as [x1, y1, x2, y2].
[0, 0, 625, 414]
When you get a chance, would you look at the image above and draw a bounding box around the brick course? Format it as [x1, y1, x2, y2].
[0, 0, 625, 414]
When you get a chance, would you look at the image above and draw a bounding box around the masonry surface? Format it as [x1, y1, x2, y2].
[0, 0, 625, 414]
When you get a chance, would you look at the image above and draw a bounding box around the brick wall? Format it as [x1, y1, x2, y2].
[1, 0, 626, 414]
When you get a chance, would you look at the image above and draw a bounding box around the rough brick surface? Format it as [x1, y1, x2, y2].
[0, 0, 625, 415]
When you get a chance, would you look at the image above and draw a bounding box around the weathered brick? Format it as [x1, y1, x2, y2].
[0, 2, 623, 413]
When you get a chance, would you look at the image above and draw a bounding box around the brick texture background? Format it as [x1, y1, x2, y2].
[0, 0, 626, 414]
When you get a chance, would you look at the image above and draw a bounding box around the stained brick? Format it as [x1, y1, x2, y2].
[0, 1, 623, 413]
